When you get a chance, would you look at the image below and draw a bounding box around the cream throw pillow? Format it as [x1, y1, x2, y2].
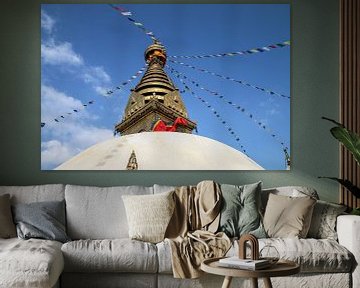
[122, 191, 175, 243]
[263, 193, 316, 238]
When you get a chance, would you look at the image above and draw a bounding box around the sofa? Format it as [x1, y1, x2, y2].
[0, 183, 359, 288]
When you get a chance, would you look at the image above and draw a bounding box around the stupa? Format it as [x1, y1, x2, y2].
[56, 43, 263, 170]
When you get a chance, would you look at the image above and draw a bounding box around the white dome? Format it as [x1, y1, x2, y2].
[55, 132, 263, 170]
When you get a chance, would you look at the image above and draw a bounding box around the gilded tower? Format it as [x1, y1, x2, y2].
[115, 42, 197, 135]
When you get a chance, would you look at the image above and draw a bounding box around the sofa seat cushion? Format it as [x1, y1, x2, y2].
[157, 238, 353, 274]
[229, 238, 353, 273]
[61, 239, 158, 273]
[0, 238, 64, 288]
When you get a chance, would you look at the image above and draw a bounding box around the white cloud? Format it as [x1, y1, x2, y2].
[41, 92, 113, 169]
[41, 40, 83, 66]
[41, 10, 55, 34]
[41, 140, 74, 168]
[40, 10, 115, 169]
[41, 124, 113, 169]
[41, 84, 86, 122]
[41, 85, 113, 169]
[41, 11, 112, 95]
[69, 125, 113, 148]
[87, 66, 111, 83]
[81, 66, 111, 95]
[41, 38, 112, 95]
[267, 108, 280, 116]
[94, 86, 110, 96]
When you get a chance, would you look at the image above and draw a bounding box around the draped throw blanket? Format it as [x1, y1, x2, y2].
[165, 181, 231, 278]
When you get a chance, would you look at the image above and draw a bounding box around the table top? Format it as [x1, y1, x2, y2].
[201, 257, 300, 278]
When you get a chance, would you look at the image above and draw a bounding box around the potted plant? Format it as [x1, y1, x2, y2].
[319, 117, 360, 215]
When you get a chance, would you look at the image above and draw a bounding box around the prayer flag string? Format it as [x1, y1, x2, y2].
[41, 100, 95, 128]
[169, 59, 289, 99]
[109, 4, 161, 43]
[170, 71, 249, 155]
[169, 41, 290, 59]
[104, 66, 146, 96]
[167, 66, 289, 152]
[41, 67, 145, 128]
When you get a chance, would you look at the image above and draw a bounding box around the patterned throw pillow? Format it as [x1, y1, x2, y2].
[218, 182, 266, 239]
[307, 200, 347, 240]
[0, 194, 16, 238]
[263, 193, 316, 238]
[122, 191, 175, 243]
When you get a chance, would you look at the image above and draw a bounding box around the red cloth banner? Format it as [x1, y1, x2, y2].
[152, 117, 188, 132]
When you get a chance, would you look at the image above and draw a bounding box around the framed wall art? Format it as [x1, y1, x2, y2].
[41, 4, 290, 170]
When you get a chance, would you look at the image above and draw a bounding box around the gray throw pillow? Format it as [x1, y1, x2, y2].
[12, 200, 70, 243]
[0, 194, 16, 238]
[307, 200, 347, 240]
[218, 182, 266, 238]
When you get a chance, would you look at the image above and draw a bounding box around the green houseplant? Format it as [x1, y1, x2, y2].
[319, 117, 360, 215]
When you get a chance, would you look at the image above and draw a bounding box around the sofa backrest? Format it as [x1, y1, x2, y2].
[0, 184, 65, 204]
[65, 184, 154, 239]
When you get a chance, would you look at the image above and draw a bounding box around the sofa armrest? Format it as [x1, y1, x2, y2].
[337, 215, 360, 288]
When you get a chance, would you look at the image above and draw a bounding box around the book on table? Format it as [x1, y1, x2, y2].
[218, 257, 271, 270]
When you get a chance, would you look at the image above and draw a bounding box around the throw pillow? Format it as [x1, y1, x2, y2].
[263, 193, 316, 238]
[12, 200, 70, 243]
[0, 194, 16, 238]
[307, 200, 347, 240]
[218, 182, 266, 238]
[122, 190, 175, 243]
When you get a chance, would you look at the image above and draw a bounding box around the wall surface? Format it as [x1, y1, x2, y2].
[0, 0, 340, 202]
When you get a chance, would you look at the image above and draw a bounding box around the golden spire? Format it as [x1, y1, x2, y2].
[115, 42, 197, 136]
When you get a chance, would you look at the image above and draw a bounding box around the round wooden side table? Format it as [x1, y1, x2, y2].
[201, 257, 300, 288]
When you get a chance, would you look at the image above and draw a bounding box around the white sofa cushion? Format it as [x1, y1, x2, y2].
[0, 184, 65, 204]
[157, 237, 353, 274]
[65, 185, 153, 239]
[234, 238, 353, 273]
[61, 239, 158, 273]
[261, 238, 353, 272]
[0, 238, 63, 288]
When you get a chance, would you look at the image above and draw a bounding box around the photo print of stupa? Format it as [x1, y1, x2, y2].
[41, 4, 290, 170]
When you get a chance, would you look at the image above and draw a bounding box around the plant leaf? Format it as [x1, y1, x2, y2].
[321, 116, 344, 127]
[330, 126, 360, 165]
[318, 177, 360, 198]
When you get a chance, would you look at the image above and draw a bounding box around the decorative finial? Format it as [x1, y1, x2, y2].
[144, 42, 167, 66]
[126, 150, 138, 170]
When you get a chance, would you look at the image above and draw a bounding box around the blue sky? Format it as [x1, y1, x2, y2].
[41, 4, 290, 170]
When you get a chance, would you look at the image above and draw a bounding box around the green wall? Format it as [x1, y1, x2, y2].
[0, 0, 340, 203]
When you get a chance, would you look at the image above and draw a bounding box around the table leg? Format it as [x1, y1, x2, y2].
[221, 276, 233, 288]
[263, 277, 273, 288]
[251, 278, 258, 288]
